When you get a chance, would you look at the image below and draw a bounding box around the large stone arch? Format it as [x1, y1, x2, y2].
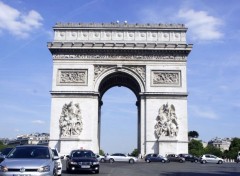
[47, 22, 192, 156]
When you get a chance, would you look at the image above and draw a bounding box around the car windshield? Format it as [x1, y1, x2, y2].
[0, 148, 13, 156]
[7, 146, 50, 159]
[52, 149, 58, 157]
[72, 151, 93, 158]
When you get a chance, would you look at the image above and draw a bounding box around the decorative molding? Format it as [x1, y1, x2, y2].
[154, 103, 179, 138]
[125, 65, 146, 82]
[94, 65, 113, 80]
[151, 70, 181, 87]
[53, 53, 187, 61]
[57, 69, 88, 85]
[59, 101, 83, 137]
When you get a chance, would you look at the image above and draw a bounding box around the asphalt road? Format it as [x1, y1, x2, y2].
[61, 160, 240, 176]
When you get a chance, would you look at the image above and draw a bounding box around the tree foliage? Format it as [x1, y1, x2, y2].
[224, 138, 240, 159]
[188, 131, 199, 138]
[130, 148, 139, 157]
[188, 139, 204, 156]
[99, 149, 105, 156]
[204, 145, 222, 157]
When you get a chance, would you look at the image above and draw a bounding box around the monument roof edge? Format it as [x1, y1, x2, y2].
[53, 22, 187, 30]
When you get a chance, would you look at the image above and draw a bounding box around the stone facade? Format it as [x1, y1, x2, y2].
[48, 22, 192, 156]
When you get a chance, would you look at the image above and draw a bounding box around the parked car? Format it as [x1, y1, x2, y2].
[166, 154, 185, 163]
[200, 154, 224, 164]
[236, 151, 240, 163]
[51, 148, 62, 175]
[66, 149, 99, 174]
[105, 153, 138, 163]
[96, 154, 105, 162]
[0, 147, 13, 163]
[145, 153, 169, 163]
[0, 145, 58, 176]
[178, 154, 199, 163]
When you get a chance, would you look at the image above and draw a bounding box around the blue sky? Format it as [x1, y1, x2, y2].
[0, 0, 240, 154]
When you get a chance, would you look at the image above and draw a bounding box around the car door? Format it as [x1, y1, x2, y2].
[151, 154, 158, 162]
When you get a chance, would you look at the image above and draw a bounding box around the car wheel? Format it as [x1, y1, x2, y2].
[109, 158, 114, 163]
[100, 158, 105, 163]
[95, 169, 99, 174]
[146, 159, 151, 163]
[129, 159, 134, 164]
[201, 160, 206, 164]
[194, 159, 198, 163]
[161, 159, 166, 163]
[179, 159, 183, 163]
[218, 160, 223, 164]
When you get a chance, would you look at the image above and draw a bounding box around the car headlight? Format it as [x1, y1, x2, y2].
[70, 161, 78, 165]
[93, 161, 99, 165]
[38, 165, 50, 172]
[0, 165, 8, 172]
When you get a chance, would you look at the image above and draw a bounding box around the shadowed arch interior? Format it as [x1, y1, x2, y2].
[98, 72, 141, 101]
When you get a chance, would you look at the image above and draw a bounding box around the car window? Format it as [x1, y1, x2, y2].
[52, 149, 59, 157]
[153, 154, 158, 157]
[7, 147, 50, 159]
[72, 151, 93, 158]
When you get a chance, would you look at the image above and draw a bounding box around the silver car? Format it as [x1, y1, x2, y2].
[200, 154, 224, 164]
[105, 153, 138, 163]
[0, 145, 58, 176]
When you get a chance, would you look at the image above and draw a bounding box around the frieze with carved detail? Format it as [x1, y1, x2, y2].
[94, 65, 113, 80]
[59, 101, 83, 137]
[151, 70, 181, 87]
[154, 103, 179, 138]
[58, 69, 87, 85]
[125, 66, 146, 82]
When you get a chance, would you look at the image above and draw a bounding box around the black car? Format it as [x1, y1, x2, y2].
[0, 147, 13, 163]
[66, 150, 99, 174]
[178, 154, 199, 163]
[145, 153, 169, 163]
[166, 154, 185, 163]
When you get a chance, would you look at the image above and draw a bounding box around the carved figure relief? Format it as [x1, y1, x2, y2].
[94, 65, 113, 80]
[151, 70, 180, 86]
[154, 103, 179, 138]
[59, 102, 83, 137]
[58, 69, 87, 85]
[126, 66, 146, 82]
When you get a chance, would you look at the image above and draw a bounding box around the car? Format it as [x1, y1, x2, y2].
[0, 145, 58, 176]
[66, 149, 99, 174]
[51, 148, 62, 176]
[96, 154, 105, 162]
[0, 148, 13, 163]
[178, 154, 199, 163]
[236, 151, 240, 163]
[200, 154, 224, 164]
[145, 153, 169, 163]
[166, 154, 185, 163]
[105, 153, 138, 163]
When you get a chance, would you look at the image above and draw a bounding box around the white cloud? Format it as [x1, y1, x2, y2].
[0, 1, 43, 38]
[32, 120, 45, 124]
[189, 105, 219, 120]
[177, 9, 223, 41]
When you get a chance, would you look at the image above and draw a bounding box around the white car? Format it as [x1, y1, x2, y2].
[105, 153, 137, 163]
[52, 148, 62, 175]
[200, 154, 223, 164]
[96, 154, 105, 162]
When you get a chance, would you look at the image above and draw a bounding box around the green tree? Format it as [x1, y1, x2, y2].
[227, 138, 240, 159]
[188, 131, 199, 138]
[188, 139, 204, 157]
[99, 149, 105, 156]
[130, 148, 139, 157]
[204, 145, 222, 157]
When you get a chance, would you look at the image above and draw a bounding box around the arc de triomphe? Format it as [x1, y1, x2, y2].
[48, 22, 192, 156]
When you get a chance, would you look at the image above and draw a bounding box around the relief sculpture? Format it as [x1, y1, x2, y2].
[59, 101, 83, 137]
[154, 103, 179, 138]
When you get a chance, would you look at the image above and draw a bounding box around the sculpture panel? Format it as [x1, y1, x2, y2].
[155, 103, 179, 138]
[151, 70, 181, 86]
[58, 69, 87, 85]
[59, 102, 83, 137]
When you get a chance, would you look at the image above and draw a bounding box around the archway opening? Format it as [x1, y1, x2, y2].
[98, 71, 141, 155]
[100, 87, 137, 154]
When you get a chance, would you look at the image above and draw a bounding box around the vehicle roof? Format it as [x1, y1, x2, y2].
[16, 145, 49, 148]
